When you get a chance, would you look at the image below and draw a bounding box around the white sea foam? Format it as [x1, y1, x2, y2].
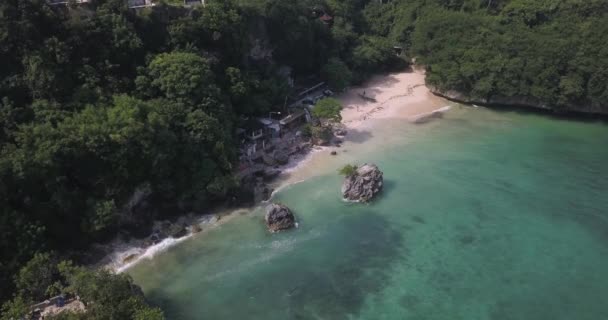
[435, 105, 452, 113]
[280, 146, 330, 174]
[114, 236, 189, 273]
[105, 215, 222, 273]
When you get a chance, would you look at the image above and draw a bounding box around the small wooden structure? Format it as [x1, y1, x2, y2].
[296, 82, 326, 99]
[280, 110, 308, 130]
[128, 0, 155, 9]
[30, 295, 86, 319]
[319, 13, 334, 25]
[184, 0, 205, 6]
[47, 0, 90, 5]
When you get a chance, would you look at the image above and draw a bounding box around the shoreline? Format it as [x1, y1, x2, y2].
[275, 68, 446, 186]
[431, 88, 608, 122]
[103, 68, 449, 273]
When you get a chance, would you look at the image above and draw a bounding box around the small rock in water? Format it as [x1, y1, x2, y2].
[122, 253, 139, 264]
[191, 224, 203, 234]
[331, 151, 338, 156]
[168, 223, 188, 238]
[341, 163, 384, 202]
[265, 203, 296, 232]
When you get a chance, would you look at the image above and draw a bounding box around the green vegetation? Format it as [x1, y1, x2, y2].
[1, 254, 162, 320]
[1, 0, 606, 317]
[311, 125, 333, 144]
[322, 58, 353, 92]
[0, 0, 410, 314]
[407, 0, 608, 111]
[338, 164, 358, 177]
[312, 98, 343, 123]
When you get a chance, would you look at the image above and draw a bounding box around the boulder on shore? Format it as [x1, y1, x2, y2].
[265, 203, 296, 232]
[341, 163, 384, 202]
[168, 223, 188, 238]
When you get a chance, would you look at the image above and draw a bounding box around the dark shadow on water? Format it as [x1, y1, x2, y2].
[144, 290, 182, 320]
[460, 101, 608, 125]
[143, 212, 407, 320]
[284, 212, 406, 319]
[344, 128, 373, 144]
[375, 179, 397, 201]
[411, 215, 426, 224]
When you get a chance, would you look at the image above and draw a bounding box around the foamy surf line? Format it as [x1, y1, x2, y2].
[267, 179, 306, 201]
[265, 146, 332, 200]
[435, 105, 452, 112]
[280, 145, 330, 174]
[114, 236, 189, 273]
[106, 214, 228, 273]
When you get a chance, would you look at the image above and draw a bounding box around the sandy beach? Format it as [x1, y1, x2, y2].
[106, 69, 449, 272]
[340, 68, 445, 126]
[276, 68, 447, 184]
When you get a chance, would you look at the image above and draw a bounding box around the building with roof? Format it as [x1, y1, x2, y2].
[319, 13, 334, 25]
[184, 0, 205, 6]
[47, 0, 90, 5]
[280, 109, 309, 130]
[128, 0, 155, 9]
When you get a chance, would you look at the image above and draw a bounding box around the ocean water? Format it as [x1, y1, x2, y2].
[128, 106, 608, 320]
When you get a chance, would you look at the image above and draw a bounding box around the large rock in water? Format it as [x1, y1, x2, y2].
[341, 163, 384, 202]
[265, 203, 296, 232]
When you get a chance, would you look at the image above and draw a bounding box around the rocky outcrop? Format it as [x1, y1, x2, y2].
[265, 203, 296, 232]
[430, 87, 608, 116]
[254, 181, 273, 203]
[168, 223, 187, 238]
[341, 163, 384, 202]
[274, 151, 289, 165]
[118, 184, 154, 234]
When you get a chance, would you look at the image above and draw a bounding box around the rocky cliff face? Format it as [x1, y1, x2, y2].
[430, 87, 608, 116]
[265, 203, 296, 232]
[341, 164, 384, 202]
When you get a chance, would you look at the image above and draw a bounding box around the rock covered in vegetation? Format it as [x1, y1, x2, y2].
[265, 203, 296, 232]
[341, 163, 384, 202]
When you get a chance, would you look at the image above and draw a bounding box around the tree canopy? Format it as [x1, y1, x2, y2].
[1, 254, 164, 320]
[312, 98, 343, 123]
[322, 58, 353, 92]
[1, 0, 606, 317]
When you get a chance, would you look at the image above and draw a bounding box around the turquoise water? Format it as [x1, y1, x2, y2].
[129, 106, 608, 320]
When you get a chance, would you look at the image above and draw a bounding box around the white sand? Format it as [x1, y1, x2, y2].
[339, 68, 445, 126]
[274, 68, 447, 185]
